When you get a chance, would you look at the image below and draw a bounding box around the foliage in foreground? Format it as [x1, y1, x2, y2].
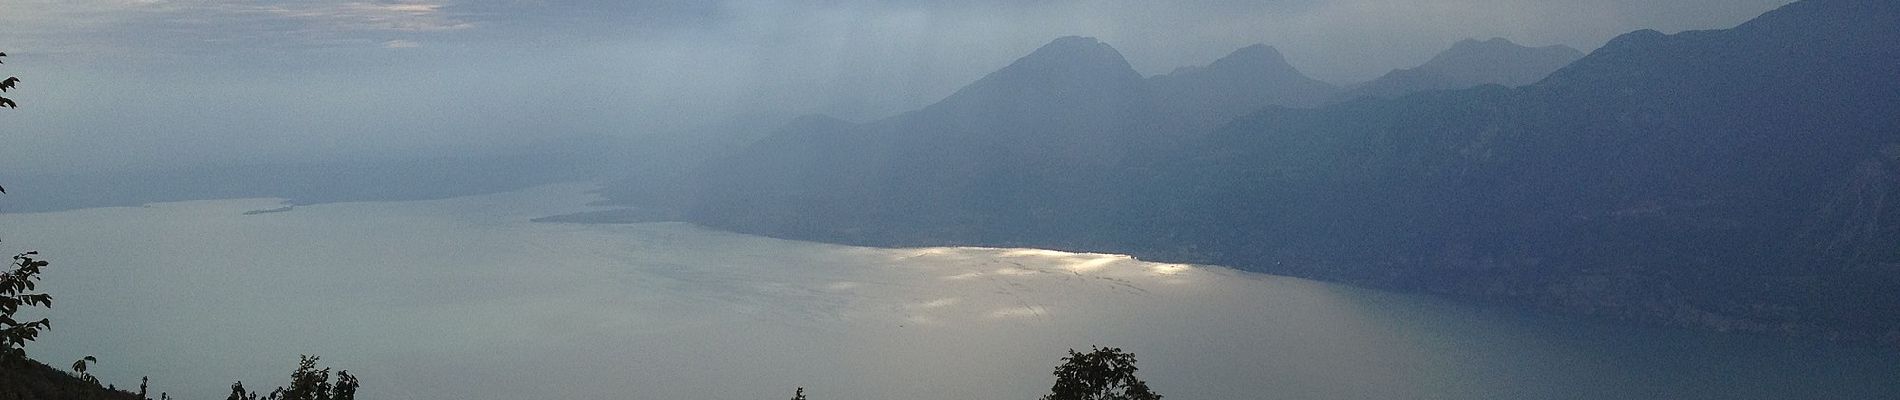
[227, 356, 359, 400]
[0, 356, 142, 400]
[0, 252, 52, 360]
[1043, 347, 1162, 400]
[1, 50, 365, 400]
[0, 50, 17, 110]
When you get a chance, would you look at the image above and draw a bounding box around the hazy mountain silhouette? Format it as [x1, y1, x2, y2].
[1124, 0, 1900, 341]
[901, 36, 1159, 166]
[1336, 38, 1582, 102]
[1149, 44, 1339, 132]
[675, 38, 1348, 243]
[676, 36, 1174, 242]
[608, 0, 1900, 344]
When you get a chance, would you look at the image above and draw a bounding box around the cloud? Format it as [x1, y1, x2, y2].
[0, 0, 1801, 173]
[383, 39, 422, 48]
[1, 0, 1794, 73]
[0, 0, 470, 57]
[248, 1, 473, 32]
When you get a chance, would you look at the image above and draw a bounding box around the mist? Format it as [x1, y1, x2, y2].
[0, 0, 1791, 176]
[9, 1, 1900, 399]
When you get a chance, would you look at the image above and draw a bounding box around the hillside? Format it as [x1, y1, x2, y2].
[0, 356, 143, 400]
[621, 0, 1900, 344]
[1119, 0, 1900, 341]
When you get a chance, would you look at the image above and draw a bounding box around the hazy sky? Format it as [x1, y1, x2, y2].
[0, 0, 1794, 173]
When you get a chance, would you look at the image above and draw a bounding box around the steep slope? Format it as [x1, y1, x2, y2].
[0, 356, 143, 400]
[1148, 44, 1339, 132]
[683, 37, 1162, 244]
[1337, 38, 1582, 101]
[895, 36, 1159, 167]
[689, 114, 870, 234]
[657, 0, 1900, 344]
[1124, 0, 1900, 342]
[676, 39, 1354, 245]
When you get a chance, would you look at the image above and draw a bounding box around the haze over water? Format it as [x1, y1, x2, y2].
[5, 185, 1895, 400]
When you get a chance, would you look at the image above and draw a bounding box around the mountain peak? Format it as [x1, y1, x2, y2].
[1417, 37, 1583, 84]
[1148, 43, 1338, 125]
[1225, 44, 1285, 61]
[1429, 37, 1580, 68]
[1207, 44, 1292, 71]
[920, 35, 1149, 136]
[954, 36, 1141, 92]
[1019, 36, 1125, 65]
[1045, 35, 1105, 47]
[1449, 37, 1521, 50]
[1336, 37, 1584, 102]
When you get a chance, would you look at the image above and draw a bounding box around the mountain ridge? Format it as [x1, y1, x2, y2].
[1337, 37, 1582, 102]
[1134, 0, 1900, 343]
[1149, 43, 1339, 132]
[607, 0, 1900, 345]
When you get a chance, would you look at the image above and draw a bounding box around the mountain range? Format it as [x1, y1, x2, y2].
[1148, 44, 1339, 131]
[1335, 37, 1582, 102]
[601, 0, 1900, 345]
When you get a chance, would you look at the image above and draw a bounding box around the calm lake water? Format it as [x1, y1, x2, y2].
[4, 184, 1896, 400]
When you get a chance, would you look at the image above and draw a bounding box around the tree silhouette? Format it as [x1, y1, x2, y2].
[0, 50, 359, 400]
[0, 51, 17, 110]
[71, 355, 98, 384]
[1, 50, 18, 194]
[0, 51, 40, 360]
[0, 49, 134, 400]
[1, 251, 53, 360]
[1042, 347, 1162, 400]
[227, 355, 359, 400]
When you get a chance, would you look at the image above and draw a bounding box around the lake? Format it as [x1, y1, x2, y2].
[4, 184, 1895, 399]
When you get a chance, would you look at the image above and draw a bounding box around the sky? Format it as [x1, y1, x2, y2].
[0, 0, 1795, 173]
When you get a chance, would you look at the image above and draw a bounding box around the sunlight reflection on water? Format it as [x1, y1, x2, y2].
[3, 184, 1895, 400]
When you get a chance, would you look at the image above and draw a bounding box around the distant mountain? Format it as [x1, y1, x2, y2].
[610, 0, 1900, 345]
[1149, 44, 1339, 132]
[674, 38, 1342, 242]
[1124, 0, 1900, 342]
[677, 37, 1165, 242]
[1337, 38, 1582, 102]
[901, 36, 1160, 165]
